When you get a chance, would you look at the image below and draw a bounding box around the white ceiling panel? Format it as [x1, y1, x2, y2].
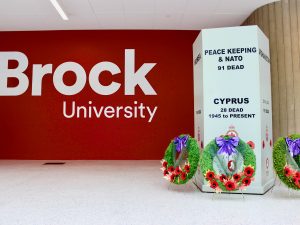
[0, 14, 60, 30]
[62, 0, 94, 14]
[153, 13, 183, 30]
[155, 0, 188, 14]
[185, 0, 219, 14]
[95, 13, 125, 29]
[207, 13, 250, 28]
[0, 0, 55, 15]
[89, 0, 123, 14]
[181, 13, 217, 30]
[124, 0, 155, 13]
[216, 0, 277, 14]
[124, 13, 155, 29]
[0, 0, 279, 31]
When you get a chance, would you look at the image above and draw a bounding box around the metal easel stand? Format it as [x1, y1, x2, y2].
[270, 171, 278, 194]
[192, 175, 202, 191]
[269, 172, 300, 197]
[167, 182, 172, 190]
[167, 177, 197, 192]
[210, 190, 245, 201]
[287, 187, 300, 197]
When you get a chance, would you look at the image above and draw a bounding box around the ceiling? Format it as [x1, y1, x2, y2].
[0, 0, 278, 31]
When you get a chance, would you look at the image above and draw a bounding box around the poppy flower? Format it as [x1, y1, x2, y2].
[168, 166, 175, 173]
[174, 166, 182, 175]
[244, 166, 255, 177]
[294, 178, 300, 187]
[233, 173, 241, 182]
[163, 169, 169, 176]
[180, 172, 187, 181]
[205, 170, 215, 180]
[162, 160, 168, 168]
[262, 140, 265, 149]
[225, 180, 236, 191]
[292, 176, 299, 183]
[242, 177, 251, 186]
[184, 164, 190, 173]
[247, 141, 255, 149]
[219, 174, 227, 182]
[169, 173, 176, 182]
[210, 180, 219, 189]
[284, 166, 293, 177]
[295, 172, 300, 179]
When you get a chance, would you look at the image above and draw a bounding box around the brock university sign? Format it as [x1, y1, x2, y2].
[0, 49, 159, 122]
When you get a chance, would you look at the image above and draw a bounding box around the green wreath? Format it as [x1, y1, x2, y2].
[161, 134, 200, 185]
[200, 135, 256, 192]
[273, 134, 300, 190]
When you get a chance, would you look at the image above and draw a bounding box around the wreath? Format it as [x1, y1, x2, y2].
[273, 134, 300, 190]
[161, 134, 200, 184]
[200, 135, 256, 192]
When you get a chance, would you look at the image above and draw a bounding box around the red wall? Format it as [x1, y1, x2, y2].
[0, 30, 199, 159]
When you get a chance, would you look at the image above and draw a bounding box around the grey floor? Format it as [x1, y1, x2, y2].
[0, 160, 299, 225]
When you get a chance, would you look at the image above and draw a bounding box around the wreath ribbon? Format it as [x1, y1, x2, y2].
[216, 136, 239, 156]
[285, 137, 300, 157]
[174, 135, 188, 153]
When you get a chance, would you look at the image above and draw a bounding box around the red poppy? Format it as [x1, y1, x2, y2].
[219, 174, 227, 182]
[233, 173, 241, 182]
[169, 173, 176, 182]
[168, 166, 175, 173]
[247, 141, 255, 149]
[225, 180, 236, 191]
[292, 177, 299, 183]
[244, 166, 255, 177]
[284, 166, 293, 177]
[174, 166, 182, 175]
[180, 172, 187, 181]
[210, 180, 219, 189]
[205, 171, 215, 180]
[163, 169, 169, 176]
[184, 164, 190, 173]
[162, 161, 168, 168]
[242, 177, 251, 186]
[294, 178, 300, 187]
[262, 140, 265, 149]
[295, 172, 300, 179]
